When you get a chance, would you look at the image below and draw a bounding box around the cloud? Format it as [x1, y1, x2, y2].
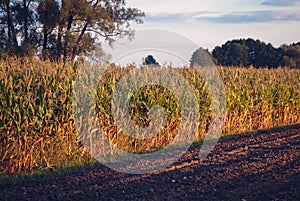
[145, 13, 191, 22]
[145, 11, 219, 22]
[196, 10, 300, 23]
[144, 9, 300, 24]
[261, 0, 300, 6]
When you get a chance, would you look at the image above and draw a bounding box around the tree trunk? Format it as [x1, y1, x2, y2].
[71, 20, 90, 60]
[23, 0, 29, 42]
[43, 28, 47, 50]
[42, 26, 48, 57]
[57, 24, 62, 61]
[5, 0, 18, 48]
[56, 0, 65, 62]
[63, 15, 73, 61]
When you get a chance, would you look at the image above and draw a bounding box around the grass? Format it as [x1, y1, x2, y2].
[0, 57, 299, 175]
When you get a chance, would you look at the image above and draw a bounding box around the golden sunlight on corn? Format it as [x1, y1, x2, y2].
[0, 58, 299, 174]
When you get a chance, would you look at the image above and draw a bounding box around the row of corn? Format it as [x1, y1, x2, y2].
[0, 58, 299, 174]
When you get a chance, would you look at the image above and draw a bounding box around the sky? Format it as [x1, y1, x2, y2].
[103, 0, 300, 66]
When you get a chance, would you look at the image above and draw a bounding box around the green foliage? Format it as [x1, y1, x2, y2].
[190, 48, 216, 67]
[212, 38, 282, 67]
[0, 58, 300, 174]
[143, 55, 160, 66]
[212, 38, 300, 68]
[280, 43, 300, 68]
[0, 58, 85, 174]
[38, 0, 60, 29]
[0, 0, 145, 61]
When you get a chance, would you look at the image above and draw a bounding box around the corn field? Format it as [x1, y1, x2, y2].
[0, 58, 299, 174]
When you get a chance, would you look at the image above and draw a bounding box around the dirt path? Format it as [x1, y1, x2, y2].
[1, 125, 300, 201]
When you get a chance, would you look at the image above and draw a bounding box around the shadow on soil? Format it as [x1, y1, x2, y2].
[1, 124, 299, 201]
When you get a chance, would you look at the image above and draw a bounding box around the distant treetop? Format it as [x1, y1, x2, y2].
[190, 48, 216, 67]
[212, 38, 300, 68]
[143, 55, 160, 67]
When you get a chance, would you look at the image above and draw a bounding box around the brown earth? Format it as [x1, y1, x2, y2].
[1, 124, 299, 201]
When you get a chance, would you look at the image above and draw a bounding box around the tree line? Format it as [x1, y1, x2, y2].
[1, 1, 298, 68]
[191, 38, 300, 68]
[0, 0, 144, 61]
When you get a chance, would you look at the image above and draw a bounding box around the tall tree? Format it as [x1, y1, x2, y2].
[0, 0, 39, 56]
[37, 0, 60, 59]
[190, 47, 216, 67]
[0, 0, 19, 54]
[279, 43, 300, 68]
[213, 41, 249, 66]
[40, 0, 144, 61]
[0, 0, 145, 60]
[143, 55, 160, 67]
[212, 38, 282, 68]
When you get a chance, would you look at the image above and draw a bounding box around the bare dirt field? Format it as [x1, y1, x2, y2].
[1, 124, 299, 201]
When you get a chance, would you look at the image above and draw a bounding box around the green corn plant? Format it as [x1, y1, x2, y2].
[0, 57, 299, 174]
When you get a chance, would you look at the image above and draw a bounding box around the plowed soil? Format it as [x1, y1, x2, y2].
[1, 125, 300, 201]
